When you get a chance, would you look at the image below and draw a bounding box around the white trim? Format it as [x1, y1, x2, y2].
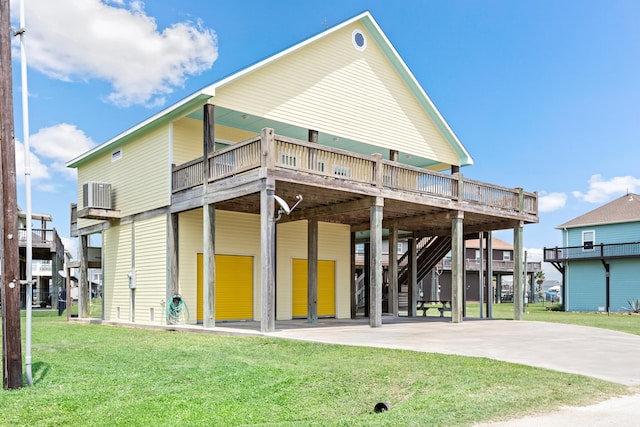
[582, 230, 595, 251]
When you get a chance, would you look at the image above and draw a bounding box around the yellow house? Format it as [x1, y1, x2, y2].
[67, 12, 538, 331]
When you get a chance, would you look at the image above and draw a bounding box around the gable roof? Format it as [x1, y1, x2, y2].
[67, 11, 473, 169]
[465, 236, 513, 250]
[557, 193, 640, 229]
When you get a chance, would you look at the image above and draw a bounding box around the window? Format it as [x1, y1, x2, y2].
[583, 230, 595, 251]
[475, 250, 481, 260]
[352, 29, 367, 51]
[503, 251, 511, 261]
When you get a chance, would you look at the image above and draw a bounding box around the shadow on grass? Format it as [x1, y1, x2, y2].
[32, 361, 50, 385]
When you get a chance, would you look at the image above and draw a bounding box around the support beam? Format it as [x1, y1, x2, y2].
[168, 213, 179, 298]
[203, 204, 215, 328]
[260, 186, 276, 332]
[513, 221, 524, 320]
[79, 234, 89, 318]
[203, 104, 215, 183]
[478, 232, 484, 319]
[407, 236, 417, 317]
[486, 231, 493, 318]
[369, 197, 384, 327]
[350, 232, 357, 319]
[388, 225, 399, 316]
[451, 211, 464, 323]
[307, 219, 318, 323]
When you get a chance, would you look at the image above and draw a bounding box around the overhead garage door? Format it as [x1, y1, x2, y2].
[292, 258, 335, 318]
[197, 254, 254, 321]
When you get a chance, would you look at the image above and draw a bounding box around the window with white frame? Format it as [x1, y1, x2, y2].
[582, 230, 595, 251]
[503, 251, 511, 261]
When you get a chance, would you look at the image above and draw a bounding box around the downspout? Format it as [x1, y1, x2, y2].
[601, 254, 610, 316]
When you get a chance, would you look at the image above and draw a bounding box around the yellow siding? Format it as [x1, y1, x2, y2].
[177, 209, 203, 323]
[277, 221, 351, 319]
[319, 223, 350, 318]
[132, 215, 167, 323]
[77, 126, 171, 230]
[172, 118, 259, 167]
[172, 118, 202, 166]
[178, 209, 261, 321]
[178, 212, 350, 321]
[103, 224, 132, 321]
[213, 23, 459, 166]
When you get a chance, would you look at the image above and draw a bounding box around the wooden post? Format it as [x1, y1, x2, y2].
[203, 204, 215, 328]
[478, 232, 484, 318]
[203, 104, 215, 183]
[388, 225, 399, 316]
[373, 153, 383, 187]
[486, 231, 493, 318]
[350, 232, 357, 318]
[1, 0, 23, 387]
[369, 197, 384, 327]
[389, 150, 399, 162]
[261, 128, 275, 169]
[308, 129, 318, 144]
[451, 211, 464, 323]
[260, 185, 276, 332]
[167, 213, 179, 298]
[78, 234, 89, 318]
[513, 221, 524, 320]
[307, 219, 318, 323]
[364, 242, 370, 316]
[407, 237, 417, 317]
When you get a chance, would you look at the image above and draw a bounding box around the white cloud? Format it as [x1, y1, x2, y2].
[538, 192, 567, 212]
[12, 0, 218, 107]
[572, 174, 640, 203]
[30, 123, 97, 180]
[15, 140, 51, 183]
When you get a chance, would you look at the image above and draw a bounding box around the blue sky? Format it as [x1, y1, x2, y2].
[9, 0, 640, 281]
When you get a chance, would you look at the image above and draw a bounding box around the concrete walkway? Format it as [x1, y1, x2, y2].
[266, 317, 640, 426]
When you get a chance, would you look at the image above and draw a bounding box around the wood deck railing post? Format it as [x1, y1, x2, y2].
[455, 173, 464, 202]
[517, 187, 524, 212]
[261, 128, 275, 169]
[373, 153, 383, 187]
[203, 104, 215, 184]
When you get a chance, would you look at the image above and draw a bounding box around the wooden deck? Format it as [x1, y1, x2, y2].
[171, 129, 538, 234]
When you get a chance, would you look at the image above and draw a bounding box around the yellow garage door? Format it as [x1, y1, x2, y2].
[197, 254, 253, 321]
[292, 258, 335, 318]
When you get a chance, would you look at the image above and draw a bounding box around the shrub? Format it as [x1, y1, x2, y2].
[622, 298, 640, 314]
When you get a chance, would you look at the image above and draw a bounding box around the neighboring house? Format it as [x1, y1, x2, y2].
[427, 237, 542, 303]
[66, 12, 538, 331]
[544, 193, 640, 312]
[17, 208, 65, 309]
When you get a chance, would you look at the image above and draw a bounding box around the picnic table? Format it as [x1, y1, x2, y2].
[417, 300, 451, 317]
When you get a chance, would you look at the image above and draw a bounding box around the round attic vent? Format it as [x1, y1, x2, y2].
[352, 29, 367, 51]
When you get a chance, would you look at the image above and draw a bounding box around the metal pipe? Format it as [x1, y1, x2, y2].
[18, 0, 33, 386]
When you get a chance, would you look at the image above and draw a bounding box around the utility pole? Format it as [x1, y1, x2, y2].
[0, 0, 24, 389]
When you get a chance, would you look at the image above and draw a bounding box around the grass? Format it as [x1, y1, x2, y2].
[0, 310, 632, 426]
[464, 302, 640, 336]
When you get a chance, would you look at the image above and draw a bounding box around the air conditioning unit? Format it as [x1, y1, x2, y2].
[83, 182, 112, 209]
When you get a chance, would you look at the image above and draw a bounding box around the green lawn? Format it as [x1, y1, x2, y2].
[0, 310, 632, 426]
[465, 302, 640, 336]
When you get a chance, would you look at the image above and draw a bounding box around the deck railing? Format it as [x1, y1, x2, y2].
[544, 242, 640, 262]
[171, 130, 537, 215]
[440, 258, 542, 272]
[18, 228, 57, 245]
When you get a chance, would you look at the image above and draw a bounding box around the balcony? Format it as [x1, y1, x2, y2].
[544, 242, 640, 262]
[171, 131, 538, 232]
